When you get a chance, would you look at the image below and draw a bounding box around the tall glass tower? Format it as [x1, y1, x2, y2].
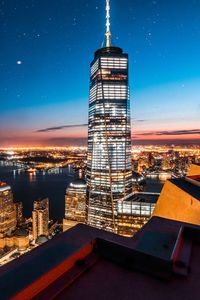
[86, 0, 132, 232]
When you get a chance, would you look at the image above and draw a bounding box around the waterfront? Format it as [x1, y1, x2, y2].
[0, 162, 164, 222]
[0, 163, 76, 222]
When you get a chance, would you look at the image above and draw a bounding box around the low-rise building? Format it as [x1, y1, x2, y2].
[0, 229, 29, 251]
[117, 192, 159, 236]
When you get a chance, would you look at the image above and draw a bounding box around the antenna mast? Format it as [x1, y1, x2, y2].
[105, 0, 111, 47]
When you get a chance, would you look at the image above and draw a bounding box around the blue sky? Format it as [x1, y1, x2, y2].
[0, 0, 200, 146]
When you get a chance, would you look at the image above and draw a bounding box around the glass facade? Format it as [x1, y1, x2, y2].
[117, 192, 158, 236]
[86, 47, 132, 232]
[32, 197, 49, 241]
[64, 180, 86, 223]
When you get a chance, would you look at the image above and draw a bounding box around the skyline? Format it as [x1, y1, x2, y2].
[0, 0, 200, 147]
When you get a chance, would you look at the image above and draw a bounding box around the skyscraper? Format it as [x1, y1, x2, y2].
[15, 201, 24, 226]
[32, 197, 49, 241]
[0, 182, 17, 237]
[86, 0, 132, 232]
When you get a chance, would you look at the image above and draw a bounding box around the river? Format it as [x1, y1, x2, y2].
[0, 162, 164, 222]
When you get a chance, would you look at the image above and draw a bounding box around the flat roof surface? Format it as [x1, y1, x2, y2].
[136, 231, 177, 260]
[1, 218, 200, 300]
[54, 248, 200, 300]
[0, 242, 77, 299]
[58, 219, 200, 300]
[42, 218, 200, 300]
[123, 192, 159, 204]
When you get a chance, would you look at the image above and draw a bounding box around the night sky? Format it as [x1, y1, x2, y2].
[0, 0, 200, 147]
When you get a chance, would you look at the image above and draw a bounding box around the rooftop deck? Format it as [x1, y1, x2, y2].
[1, 217, 200, 299]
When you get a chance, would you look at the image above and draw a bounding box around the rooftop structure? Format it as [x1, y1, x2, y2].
[69, 179, 87, 189]
[1, 217, 200, 299]
[187, 163, 200, 176]
[153, 164, 200, 225]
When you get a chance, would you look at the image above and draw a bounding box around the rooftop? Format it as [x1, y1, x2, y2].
[35, 235, 49, 244]
[119, 192, 160, 204]
[94, 46, 124, 58]
[15, 229, 29, 237]
[0, 182, 11, 192]
[1, 217, 200, 299]
[69, 178, 86, 189]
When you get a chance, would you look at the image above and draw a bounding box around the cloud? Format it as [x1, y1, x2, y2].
[37, 124, 200, 138]
[135, 119, 148, 122]
[36, 124, 88, 133]
[37, 120, 149, 133]
[135, 129, 200, 136]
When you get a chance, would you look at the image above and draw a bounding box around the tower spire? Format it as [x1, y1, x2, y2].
[105, 0, 111, 47]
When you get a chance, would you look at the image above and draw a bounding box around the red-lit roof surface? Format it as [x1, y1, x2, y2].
[1, 217, 200, 299]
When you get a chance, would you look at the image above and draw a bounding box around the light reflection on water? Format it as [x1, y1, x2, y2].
[0, 161, 163, 222]
[0, 162, 76, 222]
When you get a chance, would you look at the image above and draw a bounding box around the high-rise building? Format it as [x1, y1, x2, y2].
[86, 0, 132, 232]
[15, 201, 24, 226]
[63, 179, 86, 231]
[161, 154, 171, 170]
[0, 182, 17, 237]
[32, 197, 49, 241]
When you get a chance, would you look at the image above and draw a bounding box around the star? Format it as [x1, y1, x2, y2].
[16, 60, 22, 65]
[72, 17, 77, 26]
